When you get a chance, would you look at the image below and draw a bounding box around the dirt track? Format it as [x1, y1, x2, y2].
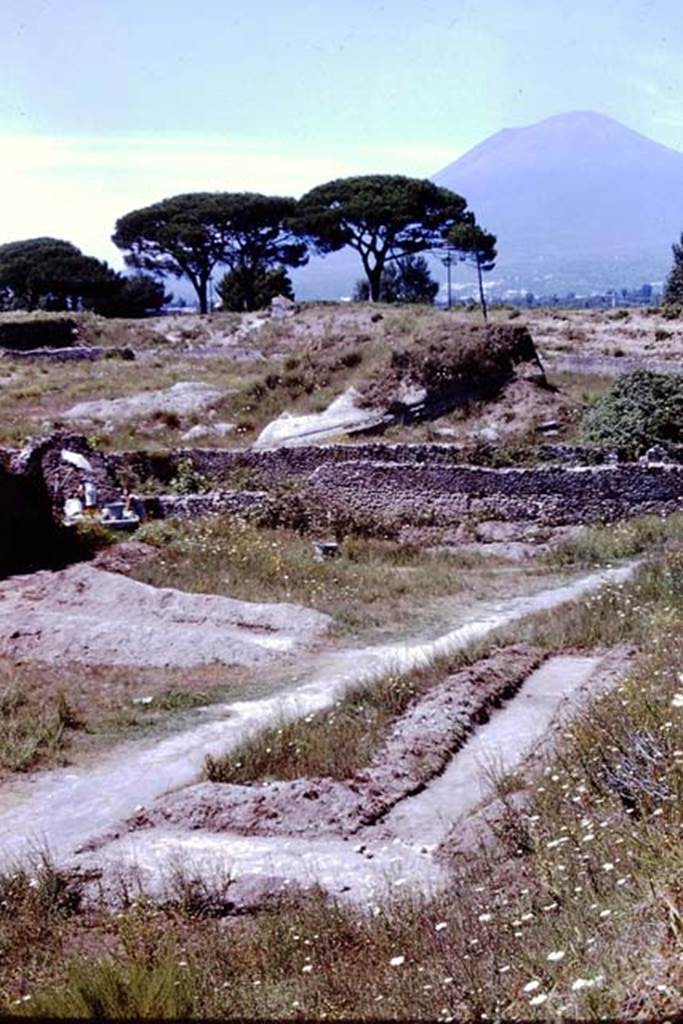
[0, 562, 636, 903]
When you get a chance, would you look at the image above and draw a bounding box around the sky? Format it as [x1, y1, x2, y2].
[1, 0, 682, 268]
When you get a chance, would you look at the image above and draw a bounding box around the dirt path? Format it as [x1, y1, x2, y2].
[0, 563, 635, 877]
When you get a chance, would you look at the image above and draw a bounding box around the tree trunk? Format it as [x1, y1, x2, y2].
[477, 258, 488, 321]
[367, 263, 383, 303]
[196, 278, 209, 315]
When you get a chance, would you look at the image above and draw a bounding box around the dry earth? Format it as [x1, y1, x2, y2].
[0, 564, 331, 669]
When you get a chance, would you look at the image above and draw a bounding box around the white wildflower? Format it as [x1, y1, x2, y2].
[390, 955, 405, 967]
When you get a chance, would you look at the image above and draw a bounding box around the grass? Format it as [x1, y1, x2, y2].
[132, 515, 547, 637]
[0, 658, 254, 777]
[547, 512, 683, 568]
[203, 542, 680, 786]
[0, 675, 81, 773]
[205, 660, 445, 783]
[1, 547, 682, 1019]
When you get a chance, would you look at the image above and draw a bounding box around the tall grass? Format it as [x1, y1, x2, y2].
[4, 547, 683, 1019]
[206, 552, 680, 785]
[0, 674, 81, 773]
[547, 512, 683, 568]
[132, 515, 533, 636]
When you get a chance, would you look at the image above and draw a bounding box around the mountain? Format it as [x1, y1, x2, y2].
[433, 110, 683, 295]
[291, 111, 683, 300]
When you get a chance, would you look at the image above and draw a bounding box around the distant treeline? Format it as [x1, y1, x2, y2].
[2, 177, 682, 318]
[0, 176, 498, 318]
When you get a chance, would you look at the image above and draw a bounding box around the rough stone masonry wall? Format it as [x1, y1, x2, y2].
[108, 440, 683, 492]
[305, 461, 683, 530]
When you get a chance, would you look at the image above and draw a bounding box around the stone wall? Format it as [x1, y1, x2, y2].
[141, 490, 272, 522]
[2, 433, 682, 575]
[305, 461, 683, 531]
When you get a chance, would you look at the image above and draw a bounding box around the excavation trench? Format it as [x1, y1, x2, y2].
[0, 564, 635, 901]
[72, 651, 622, 910]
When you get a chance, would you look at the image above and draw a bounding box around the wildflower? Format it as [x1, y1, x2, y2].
[547, 950, 565, 962]
[571, 978, 592, 991]
[529, 993, 548, 1006]
[390, 955, 405, 967]
[602, 862, 614, 871]
[478, 912, 492, 923]
[523, 980, 541, 992]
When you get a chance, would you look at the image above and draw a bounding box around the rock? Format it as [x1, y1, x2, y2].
[270, 295, 299, 319]
[62, 382, 223, 427]
[254, 387, 388, 448]
[181, 421, 235, 442]
[644, 444, 671, 464]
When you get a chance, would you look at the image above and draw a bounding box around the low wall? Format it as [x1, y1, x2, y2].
[109, 439, 683, 491]
[142, 490, 272, 521]
[306, 462, 683, 530]
[1, 434, 681, 572]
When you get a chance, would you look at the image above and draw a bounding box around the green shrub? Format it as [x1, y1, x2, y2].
[580, 370, 683, 455]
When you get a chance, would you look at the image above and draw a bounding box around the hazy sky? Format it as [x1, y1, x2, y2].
[1, 0, 682, 265]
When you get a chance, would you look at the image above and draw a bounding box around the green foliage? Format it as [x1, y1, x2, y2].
[0, 237, 118, 313]
[217, 265, 294, 311]
[0, 239, 167, 318]
[0, 674, 81, 773]
[447, 217, 497, 319]
[95, 273, 170, 318]
[113, 192, 307, 313]
[580, 370, 683, 455]
[663, 232, 683, 307]
[547, 513, 683, 568]
[28, 950, 198, 1019]
[293, 174, 469, 301]
[353, 254, 439, 304]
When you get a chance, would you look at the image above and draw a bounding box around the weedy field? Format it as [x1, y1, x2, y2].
[0, 532, 681, 1020]
[0, 302, 682, 1020]
[2, 303, 682, 451]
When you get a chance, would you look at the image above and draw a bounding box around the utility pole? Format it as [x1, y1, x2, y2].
[441, 247, 455, 309]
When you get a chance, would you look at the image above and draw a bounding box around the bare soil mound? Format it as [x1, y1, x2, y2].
[0, 564, 331, 669]
[131, 645, 544, 837]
